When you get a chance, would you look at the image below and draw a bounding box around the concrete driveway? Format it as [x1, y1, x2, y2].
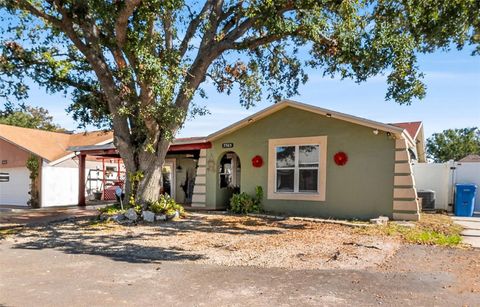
[0, 205, 102, 229]
[452, 215, 480, 248]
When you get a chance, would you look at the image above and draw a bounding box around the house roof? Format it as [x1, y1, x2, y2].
[67, 136, 209, 154]
[459, 154, 480, 163]
[173, 136, 209, 145]
[391, 121, 423, 140]
[207, 99, 406, 141]
[0, 124, 113, 162]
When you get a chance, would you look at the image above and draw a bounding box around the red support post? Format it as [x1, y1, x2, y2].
[117, 158, 120, 181]
[78, 154, 86, 206]
[102, 158, 106, 200]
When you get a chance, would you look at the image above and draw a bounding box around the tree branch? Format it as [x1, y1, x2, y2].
[163, 15, 173, 51]
[17, 1, 63, 29]
[222, 3, 295, 43]
[47, 0, 135, 165]
[179, 0, 213, 57]
[199, 0, 224, 50]
[115, 0, 142, 49]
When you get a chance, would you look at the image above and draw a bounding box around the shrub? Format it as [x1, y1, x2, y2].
[147, 194, 185, 216]
[230, 186, 263, 214]
[98, 203, 124, 215]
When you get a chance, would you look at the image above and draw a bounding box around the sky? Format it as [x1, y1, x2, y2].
[21, 46, 480, 139]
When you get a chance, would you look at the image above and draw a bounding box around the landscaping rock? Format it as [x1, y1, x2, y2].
[118, 219, 134, 225]
[125, 208, 138, 221]
[156, 214, 167, 221]
[111, 214, 125, 222]
[166, 210, 180, 220]
[370, 216, 389, 225]
[142, 211, 155, 223]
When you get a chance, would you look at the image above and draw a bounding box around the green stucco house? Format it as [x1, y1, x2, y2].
[71, 100, 425, 221]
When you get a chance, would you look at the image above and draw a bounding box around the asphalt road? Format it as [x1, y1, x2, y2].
[0, 241, 479, 307]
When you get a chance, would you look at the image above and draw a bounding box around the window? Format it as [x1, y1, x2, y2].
[218, 152, 240, 188]
[0, 172, 9, 182]
[276, 145, 319, 193]
[268, 136, 327, 201]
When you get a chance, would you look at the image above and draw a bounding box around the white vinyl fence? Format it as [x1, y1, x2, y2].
[412, 161, 480, 212]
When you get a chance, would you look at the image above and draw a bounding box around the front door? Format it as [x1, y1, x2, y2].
[162, 160, 176, 201]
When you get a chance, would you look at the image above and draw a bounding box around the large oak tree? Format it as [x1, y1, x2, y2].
[0, 0, 479, 204]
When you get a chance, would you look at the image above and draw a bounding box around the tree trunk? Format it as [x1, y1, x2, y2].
[134, 158, 164, 206]
[121, 139, 170, 207]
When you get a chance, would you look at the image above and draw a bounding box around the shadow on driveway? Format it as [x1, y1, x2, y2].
[7, 214, 305, 264]
[11, 222, 205, 263]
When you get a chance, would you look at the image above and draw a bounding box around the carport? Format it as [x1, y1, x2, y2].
[68, 138, 211, 206]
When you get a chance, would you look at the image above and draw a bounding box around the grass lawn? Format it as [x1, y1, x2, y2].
[359, 213, 463, 247]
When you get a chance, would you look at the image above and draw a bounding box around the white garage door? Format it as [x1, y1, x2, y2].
[0, 167, 30, 206]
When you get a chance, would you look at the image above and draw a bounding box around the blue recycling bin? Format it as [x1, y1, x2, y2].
[455, 184, 477, 217]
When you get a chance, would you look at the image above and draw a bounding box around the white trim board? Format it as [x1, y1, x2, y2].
[208, 100, 405, 142]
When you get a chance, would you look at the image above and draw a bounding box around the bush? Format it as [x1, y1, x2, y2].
[230, 186, 263, 214]
[98, 203, 124, 215]
[147, 194, 185, 216]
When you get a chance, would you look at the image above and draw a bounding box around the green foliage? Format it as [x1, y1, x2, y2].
[0, 102, 64, 131]
[128, 171, 144, 209]
[230, 186, 263, 214]
[146, 194, 184, 216]
[1, 1, 479, 203]
[98, 203, 125, 215]
[426, 127, 480, 162]
[25, 154, 39, 180]
[1, 1, 478, 128]
[403, 229, 462, 246]
[25, 154, 40, 208]
[361, 214, 463, 247]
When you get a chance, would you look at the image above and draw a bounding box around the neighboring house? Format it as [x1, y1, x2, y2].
[72, 100, 423, 221]
[459, 154, 480, 163]
[0, 124, 113, 207]
[390, 121, 426, 163]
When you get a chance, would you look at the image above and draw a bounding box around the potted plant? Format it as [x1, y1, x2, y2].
[93, 189, 102, 200]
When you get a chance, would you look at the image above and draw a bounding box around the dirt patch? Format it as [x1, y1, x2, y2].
[4, 213, 400, 270]
[377, 244, 480, 295]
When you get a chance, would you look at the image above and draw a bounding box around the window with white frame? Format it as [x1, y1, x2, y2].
[268, 136, 327, 201]
[276, 145, 319, 193]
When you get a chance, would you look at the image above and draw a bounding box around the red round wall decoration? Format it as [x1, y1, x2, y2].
[334, 152, 348, 166]
[251, 155, 263, 168]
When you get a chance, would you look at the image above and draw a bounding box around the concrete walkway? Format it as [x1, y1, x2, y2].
[0, 205, 102, 229]
[452, 215, 480, 248]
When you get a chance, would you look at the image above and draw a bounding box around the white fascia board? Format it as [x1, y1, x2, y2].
[207, 99, 404, 141]
[48, 138, 114, 166]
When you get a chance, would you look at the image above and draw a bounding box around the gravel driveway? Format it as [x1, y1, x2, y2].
[3, 213, 399, 270]
[1, 213, 479, 306]
[0, 241, 479, 306]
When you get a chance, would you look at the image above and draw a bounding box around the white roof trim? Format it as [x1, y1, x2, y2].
[207, 99, 405, 141]
[48, 138, 114, 166]
[411, 122, 423, 140]
[401, 131, 416, 148]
